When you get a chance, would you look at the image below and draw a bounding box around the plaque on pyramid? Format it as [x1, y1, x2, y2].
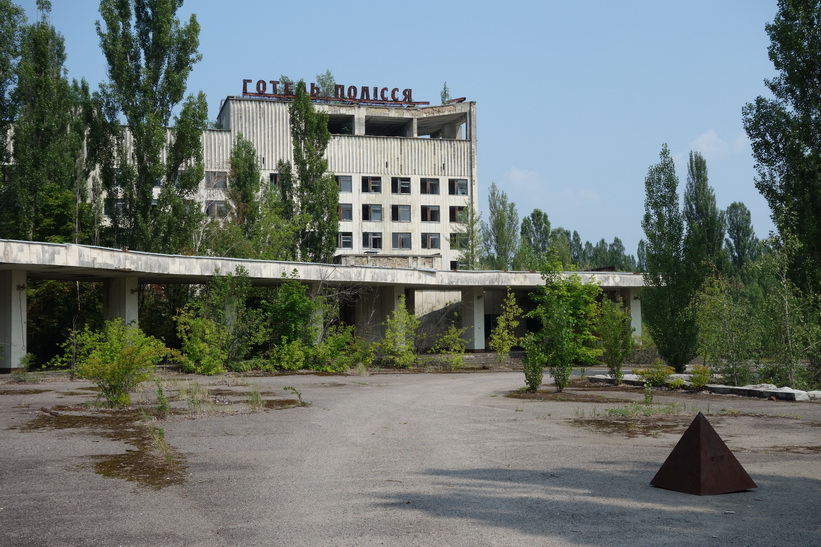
[650, 412, 757, 495]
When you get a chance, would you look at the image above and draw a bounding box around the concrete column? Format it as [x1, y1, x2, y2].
[354, 109, 366, 135]
[461, 287, 485, 351]
[104, 277, 139, 325]
[354, 286, 408, 342]
[0, 270, 27, 371]
[628, 287, 642, 338]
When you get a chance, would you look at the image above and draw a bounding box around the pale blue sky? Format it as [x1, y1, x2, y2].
[17, 0, 779, 256]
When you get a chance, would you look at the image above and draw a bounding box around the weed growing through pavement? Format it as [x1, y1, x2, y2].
[246, 385, 263, 410]
[606, 402, 686, 417]
[283, 386, 305, 405]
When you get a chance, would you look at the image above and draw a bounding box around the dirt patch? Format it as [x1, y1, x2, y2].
[20, 407, 186, 489]
[508, 390, 636, 404]
[573, 414, 695, 438]
[262, 398, 304, 409]
[0, 388, 51, 395]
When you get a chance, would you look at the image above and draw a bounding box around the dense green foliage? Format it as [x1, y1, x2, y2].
[482, 182, 519, 270]
[641, 144, 698, 373]
[96, 0, 207, 253]
[743, 0, 821, 298]
[524, 261, 602, 392]
[488, 287, 522, 363]
[375, 295, 419, 368]
[70, 319, 171, 406]
[597, 298, 634, 385]
[278, 81, 338, 262]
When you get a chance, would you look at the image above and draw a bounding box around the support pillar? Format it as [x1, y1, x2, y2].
[104, 277, 139, 325]
[628, 287, 642, 338]
[0, 270, 27, 371]
[461, 287, 485, 351]
[355, 286, 408, 341]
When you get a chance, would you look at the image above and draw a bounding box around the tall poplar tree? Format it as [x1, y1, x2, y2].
[0, 0, 24, 169]
[278, 80, 338, 263]
[641, 144, 698, 373]
[724, 201, 759, 276]
[96, 0, 207, 253]
[742, 0, 821, 296]
[6, 0, 88, 243]
[482, 182, 519, 270]
[683, 151, 726, 279]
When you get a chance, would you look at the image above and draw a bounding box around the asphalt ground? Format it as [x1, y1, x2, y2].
[1, 371, 820, 546]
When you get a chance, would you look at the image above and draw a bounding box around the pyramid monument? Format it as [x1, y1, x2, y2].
[650, 412, 757, 495]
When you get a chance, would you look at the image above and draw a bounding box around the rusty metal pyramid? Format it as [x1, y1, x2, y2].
[650, 412, 757, 496]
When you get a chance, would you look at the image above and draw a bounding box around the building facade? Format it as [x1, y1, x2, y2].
[198, 92, 477, 269]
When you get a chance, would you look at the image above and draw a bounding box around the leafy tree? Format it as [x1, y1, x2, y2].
[549, 228, 574, 269]
[482, 182, 519, 270]
[518, 208, 552, 268]
[5, 1, 89, 243]
[488, 287, 522, 363]
[0, 0, 24, 168]
[683, 151, 726, 279]
[278, 80, 338, 262]
[96, 0, 208, 253]
[694, 275, 757, 386]
[315, 69, 335, 98]
[263, 273, 318, 349]
[375, 295, 419, 368]
[524, 259, 602, 392]
[636, 239, 647, 272]
[724, 201, 760, 277]
[228, 134, 262, 235]
[641, 144, 698, 373]
[742, 0, 821, 297]
[597, 298, 634, 385]
[450, 201, 482, 269]
[440, 81, 450, 105]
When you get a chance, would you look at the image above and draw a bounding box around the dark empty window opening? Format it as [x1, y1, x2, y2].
[362, 204, 382, 221]
[206, 171, 228, 189]
[421, 233, 440, 249]
[392, 232, 412, 249]
[449, 206, 466, 222]
[448, 178, 468, 196]
[362, 176, 382, 193]
[391, 177, 411, 194]
[363, 232, 382, 249]
[339, 203, 353, 221]
[421, 205, 440, 222]
[328, 114, 354, 135]
[392, 205, 411, 222]
[420, 178, 440, 194]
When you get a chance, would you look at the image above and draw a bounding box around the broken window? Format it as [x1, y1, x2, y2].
[421, 205, 440, 222]
[339, 203, 353, 221]
[420, 178, 440, 195]
[363, 232, 382, 249]
[337, 232, 353, 249]
[362, 176, 382, 193]
[206, 171, 228, 189]
[391, 205, 411, 222]
[392, 232, 412, 249]
[449, 206, 466, 222]
[448, 178, 468, 196]
[421, 233, 441, 249]
[362, 204, 383, 221]
[391, 177, 411, 194]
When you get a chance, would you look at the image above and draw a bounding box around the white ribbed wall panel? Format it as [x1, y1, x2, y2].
[202, 130, 233, 170]
[327, 136, 471, 178]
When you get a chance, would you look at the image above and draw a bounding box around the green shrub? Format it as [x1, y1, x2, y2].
[73, 319, 170, 407]
[430, 323, 467, 370]
[689, 364, 712, 391]
[522, 333, 544, 391]
[375, 295, 419, 368]
[597, 298, 635, 385]
[634, 359, 674, 387]
[175, 307, 227, 375]
[310, 326, 355, 372]
[271, 338, 309, 370]
[666, 377, 685, 389]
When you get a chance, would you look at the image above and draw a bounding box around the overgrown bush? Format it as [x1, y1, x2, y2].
[689, 364, 711, 391]
[488, 288, 522, 363]
[175, 307, 227, 375]
[597, 298, 634, 385]
[429, 323, 467, 370]
[270, 338, 309, 370]
[310, 326, 355, 372]
[522, 333, 544, 391]
[71, 319, 171, 406]
[375, 295, 419, 368]
[634, 359, 674, 387]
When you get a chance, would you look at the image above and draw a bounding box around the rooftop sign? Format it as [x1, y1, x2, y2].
[241, 79, 430, 106]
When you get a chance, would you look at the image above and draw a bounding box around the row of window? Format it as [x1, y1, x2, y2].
[338, 232, 448, 250]
[337, 176, 468, 196]
[339, 204, 465, 223]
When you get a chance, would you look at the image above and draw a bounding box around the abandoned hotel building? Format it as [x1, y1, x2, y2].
[0, 81, 643, 371]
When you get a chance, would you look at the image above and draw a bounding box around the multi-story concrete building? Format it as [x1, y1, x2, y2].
[197, 85, 477, 269]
